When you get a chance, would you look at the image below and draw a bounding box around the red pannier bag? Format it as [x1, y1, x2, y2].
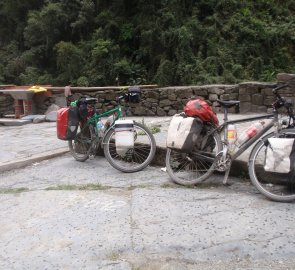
[184, 99, 219, 127]
[56, 107, 79, 140]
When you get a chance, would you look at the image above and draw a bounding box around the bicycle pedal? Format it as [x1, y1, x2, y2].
[223, 182, 232, 187]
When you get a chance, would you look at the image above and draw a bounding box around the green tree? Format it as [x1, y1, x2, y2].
[54, 41, 83, 83]
[0, 0, 295, 86]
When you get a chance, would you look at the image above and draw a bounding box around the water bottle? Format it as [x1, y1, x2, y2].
[227, 124, 237, 152]
[104, 115, 114, 130]
[96, 120, 105, 136]
[236, 121, 265, 147]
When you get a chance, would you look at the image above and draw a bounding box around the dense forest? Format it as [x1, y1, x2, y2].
[0, 0, 295, 86]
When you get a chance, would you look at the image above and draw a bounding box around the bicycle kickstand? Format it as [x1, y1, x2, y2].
[223, 162, 232, 186]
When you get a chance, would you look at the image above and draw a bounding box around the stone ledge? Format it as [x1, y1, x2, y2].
[0, 148, 69, 173]
[0, 118, 31, 126]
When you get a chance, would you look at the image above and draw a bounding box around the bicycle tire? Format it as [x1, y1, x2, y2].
[248, 128, 295, 202]
[68, 125, 91, 162]
[166, 130, 222, 186]
[103, 121, 156, 173]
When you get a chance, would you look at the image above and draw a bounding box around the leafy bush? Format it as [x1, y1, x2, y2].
[77, 76, 89, 87]
[0, 0, 294, 85]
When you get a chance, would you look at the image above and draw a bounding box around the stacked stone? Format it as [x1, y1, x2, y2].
[0, 94, 14, 116]
[275, 73, 295, 113]
[138, 85, 240, 116]
[206, 85, 239, 113]
[236, 74, 294, 114]
[3, 74, 294, 117]
[238, 82, 276, 113]
[34, 96, 55, 114]
[45, 83, 281, 116]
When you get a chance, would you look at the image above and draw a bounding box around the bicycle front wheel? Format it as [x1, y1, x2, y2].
[68, 125, 91, 162]
[103, 121, 156, 172]
[249, 128, 295, 202]
[166, 131, 222, 186]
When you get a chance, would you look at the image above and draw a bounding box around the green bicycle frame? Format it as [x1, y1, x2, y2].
[81, 105, 124, 139]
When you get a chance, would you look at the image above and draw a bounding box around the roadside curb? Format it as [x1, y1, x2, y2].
[0, 148, 69, 173]
[0, 145, 249, 178]
[0, 118, 32, 126]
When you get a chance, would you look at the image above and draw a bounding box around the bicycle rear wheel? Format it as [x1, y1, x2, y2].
[68, 125, 91, 162]
[249, 128, 295, 202]
[103, 121, 156, 172]
[166, 130, 222, 185]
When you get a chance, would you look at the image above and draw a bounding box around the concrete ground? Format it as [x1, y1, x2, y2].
[1, 114, 295, 269]
[1, 154, 295, 269]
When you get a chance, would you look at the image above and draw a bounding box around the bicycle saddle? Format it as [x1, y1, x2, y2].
[216, 99, 240, 108]
[80, 97, 98, 104]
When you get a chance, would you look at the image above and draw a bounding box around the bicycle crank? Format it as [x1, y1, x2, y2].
[89, 140, 100, 157]
[215, 152, 232, 172]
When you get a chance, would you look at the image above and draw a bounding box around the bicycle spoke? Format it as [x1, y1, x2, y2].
[166, 130, 221, 185]
[68, 129, 91, 162]
[133, 149, 149, 160]
[249, 129, 295, 202]
[104, 122, 156, 172]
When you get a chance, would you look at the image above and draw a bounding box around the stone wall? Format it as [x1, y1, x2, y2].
[0, 93, 14, 117]
[1, 73, 295, 116]
[49, 77, 293, 116]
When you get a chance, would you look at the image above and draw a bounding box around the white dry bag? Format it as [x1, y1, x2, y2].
[264, 138, 295, 173]
[115, 120, 134, 156]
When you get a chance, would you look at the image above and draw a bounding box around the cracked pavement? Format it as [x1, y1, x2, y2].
[1, 154, 295, 269]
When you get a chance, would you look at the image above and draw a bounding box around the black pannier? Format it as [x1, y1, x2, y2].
[77, 100, 88, 121]
[125, 86, 141, 103]
[76, 97, 97, 121]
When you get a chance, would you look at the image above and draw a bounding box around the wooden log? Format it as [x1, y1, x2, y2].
[47, 84, 158, 93]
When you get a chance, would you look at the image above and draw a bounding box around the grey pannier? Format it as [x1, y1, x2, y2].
[166, 114, 203, 153]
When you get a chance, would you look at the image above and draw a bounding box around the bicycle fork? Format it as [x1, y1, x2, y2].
[216, 145, 232, 185]
[89, 125, 100, 158]
[220, 108, 232, 185]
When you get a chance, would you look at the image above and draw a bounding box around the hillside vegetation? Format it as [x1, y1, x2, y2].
[0, 0, 295, 86]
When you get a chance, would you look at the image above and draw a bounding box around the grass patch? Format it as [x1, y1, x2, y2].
[128, 184, 149, 190]
[139, 118, 161, 135]
[45, 183, 111, 191]
[108, 251, 120, 260]
[161, 183, 179, 188]
[161, 182, 222, 189]
[161, 182, 198, 189]
[0, 187, 29, 194]
[148, 126, 161, 134]
[196, 182, 223, 189]
[138, 125, 161, 135]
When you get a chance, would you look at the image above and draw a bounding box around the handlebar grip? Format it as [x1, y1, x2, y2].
[272, 84, 289, 103]
[272, 84, 288, 93]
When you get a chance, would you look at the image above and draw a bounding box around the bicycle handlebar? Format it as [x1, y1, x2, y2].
[272, 84, 288, 107]
[272, 83, 288, 100]
[117, 94, 127, 105]
[271, 83, 295, 120]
